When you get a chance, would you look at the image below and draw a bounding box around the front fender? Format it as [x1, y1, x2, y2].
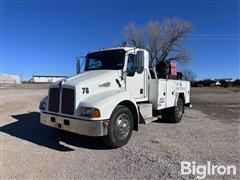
[78, 90, 138, 120]
[39, 96, 48, 112]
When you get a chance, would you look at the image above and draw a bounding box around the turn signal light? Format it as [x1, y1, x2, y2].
[79, 107, 101, 118]
[92, 108, 101, 118]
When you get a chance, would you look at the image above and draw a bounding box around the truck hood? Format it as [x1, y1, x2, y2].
[61, 70, 121, 87]
[50, 70, 123, 107]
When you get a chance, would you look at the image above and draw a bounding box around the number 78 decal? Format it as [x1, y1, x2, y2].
[82, 87, 89, 94]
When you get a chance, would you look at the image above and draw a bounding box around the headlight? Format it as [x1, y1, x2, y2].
[39, 101, 47, 110]
[79, 107, 101, 118]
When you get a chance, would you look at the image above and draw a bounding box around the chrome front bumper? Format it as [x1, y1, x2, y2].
[40, 112, 108, 136]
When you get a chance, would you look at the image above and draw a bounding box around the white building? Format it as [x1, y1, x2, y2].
[29, 75, 67, 83]
[0, 73, 21, 86]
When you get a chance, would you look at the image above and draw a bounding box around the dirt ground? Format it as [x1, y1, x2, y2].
[0, 85, 239, 179]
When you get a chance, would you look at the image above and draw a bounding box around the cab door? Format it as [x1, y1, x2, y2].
[125, 51, 147, 102]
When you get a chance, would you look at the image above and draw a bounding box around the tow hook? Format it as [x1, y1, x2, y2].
[103, 121, 109, 128]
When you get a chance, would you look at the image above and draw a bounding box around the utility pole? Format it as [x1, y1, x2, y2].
[20, 71, 23, 82]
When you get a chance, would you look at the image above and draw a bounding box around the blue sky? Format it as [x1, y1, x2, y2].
[1, 0, 239, 80]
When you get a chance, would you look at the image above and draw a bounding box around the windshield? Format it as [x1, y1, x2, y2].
[85, 49, 125, 71]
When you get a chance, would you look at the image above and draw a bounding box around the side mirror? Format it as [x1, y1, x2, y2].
[76, 56, 86, 74]
[76, 58, 80, 74]
[136, 51, 144, 72]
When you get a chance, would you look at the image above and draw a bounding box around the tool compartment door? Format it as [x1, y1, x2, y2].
[166, 80, 176, 108]
[148, 79, 166, 110]
[157, 80, 167, 109]
[166, 80, 190, 107]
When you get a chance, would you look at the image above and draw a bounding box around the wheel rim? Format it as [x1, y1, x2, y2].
[177, 99, 183, 118]
[115, 114, 130, 140]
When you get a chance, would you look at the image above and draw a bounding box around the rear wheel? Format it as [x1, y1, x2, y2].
[163, 97, 184, 123]
[103, 105, 133, 148]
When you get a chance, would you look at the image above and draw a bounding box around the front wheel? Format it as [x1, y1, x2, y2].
[103, 105, 133, 148]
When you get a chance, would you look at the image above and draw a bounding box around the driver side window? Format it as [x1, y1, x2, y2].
[127, 54, 135, 71]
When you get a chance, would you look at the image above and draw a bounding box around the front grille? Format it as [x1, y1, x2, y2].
[48, 88, 60, 112]
[61, 88, 75, 115]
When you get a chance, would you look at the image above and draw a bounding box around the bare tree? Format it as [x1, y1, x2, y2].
[146, 20, 161, 66]
[158, 18, 192, 64]
[123, 22, 145, 48]
[122, 18, 192, 65]
[182, 70, 197, 81]
[111, 39, 121, 47]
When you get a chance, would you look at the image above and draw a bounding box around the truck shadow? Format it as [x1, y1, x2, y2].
[0, 112, 109, 151]
[154, 116, 173, 123]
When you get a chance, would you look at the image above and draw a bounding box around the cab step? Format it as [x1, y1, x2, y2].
[144, 116, 158, 124]
[138, 103, 153, 119]
[137, 103, 158, 124]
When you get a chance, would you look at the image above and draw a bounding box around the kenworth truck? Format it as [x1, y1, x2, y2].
[39, 47, 190, 148]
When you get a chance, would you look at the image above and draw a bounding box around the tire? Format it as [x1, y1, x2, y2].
[161, 110, 169, 121]
[103, 105, 133, 148]
[164, 97, 184, 123]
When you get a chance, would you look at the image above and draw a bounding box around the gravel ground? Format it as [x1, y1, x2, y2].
[0, 86, 239, 179]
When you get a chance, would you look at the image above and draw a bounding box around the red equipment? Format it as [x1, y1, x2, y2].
[170, 62, 177, 76]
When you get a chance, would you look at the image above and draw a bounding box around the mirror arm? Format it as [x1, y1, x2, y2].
[76, 58, 80, 74]
[76, 56, 86, 74]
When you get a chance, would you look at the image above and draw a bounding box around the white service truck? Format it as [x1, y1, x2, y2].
[39, 47, 191, 148]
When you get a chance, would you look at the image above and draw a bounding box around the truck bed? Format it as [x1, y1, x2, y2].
[148, 79, 190, 110]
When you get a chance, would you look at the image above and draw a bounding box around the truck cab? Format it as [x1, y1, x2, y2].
[39, 47, 190, 148]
